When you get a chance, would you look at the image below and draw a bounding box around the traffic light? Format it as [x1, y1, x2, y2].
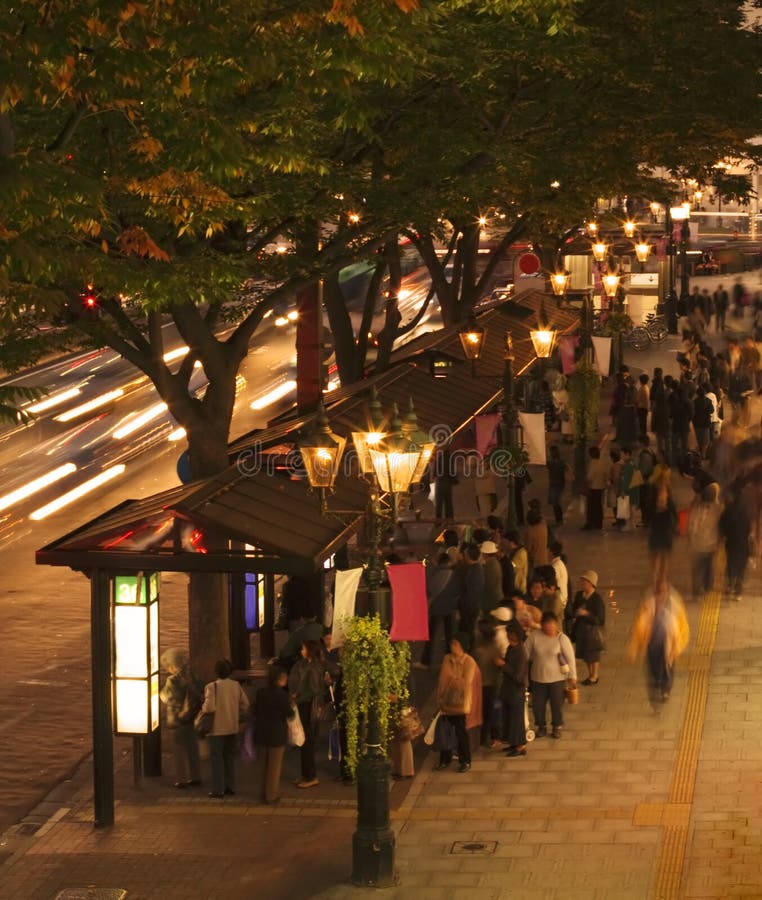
[79, 285, 100, 319]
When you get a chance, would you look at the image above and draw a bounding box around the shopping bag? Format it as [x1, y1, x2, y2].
[241, 720, 257, 762]
[423, 710, 441, 746]
[287, 704, 305, 747]
[432, 715, 457, 753]
[328, 722, 342, 761]
[616, 495, 631, 520]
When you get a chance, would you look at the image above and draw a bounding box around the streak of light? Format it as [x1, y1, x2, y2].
[0, 463, 77, 512]
[30, 464, 127, 521]
[325, 379, 340, 392]
[163, 346, 189, 363]
[112, 402, 169, 440]
[26, 388, 82, 414]
[250, 380, 297, 410]
[54, 389, 125, 423]
[168, 427, 186, 442]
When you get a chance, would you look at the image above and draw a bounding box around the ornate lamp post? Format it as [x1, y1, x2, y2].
[500, 332, 521, 530]
[672, 203, 691, 312]
[529, 299, 557, 360]
[298, 400, 424, 888]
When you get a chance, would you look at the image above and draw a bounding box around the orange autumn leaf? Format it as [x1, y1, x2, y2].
[117, 226, 170, 262]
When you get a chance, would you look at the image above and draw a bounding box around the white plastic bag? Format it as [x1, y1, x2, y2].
[423, 710, 441, 746]
[287, 703, 305, 747]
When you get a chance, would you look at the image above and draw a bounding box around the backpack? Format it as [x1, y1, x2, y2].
[176, 676, 204, 724]
[638, 448, 655, 478]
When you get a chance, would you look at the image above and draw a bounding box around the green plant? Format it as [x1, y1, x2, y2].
[601, 311, 633, 336]
[340, 614, 410, 777]
[567, 358, 600, 444]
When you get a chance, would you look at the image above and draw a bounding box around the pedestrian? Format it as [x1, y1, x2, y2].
[570, 570, 606, 686]
[504, 529, 528, 595]
[635, 374, 650, 441]
[688, 483, 721, 602]
[495, 623, 529, 756]
[648, 481, 678, 584]
[636, 437, 656, 526]
[201, 659, 250, 799]
[480, 539, 504, 614]
[583, 446, 607, 530]
[419, 552, 460, 668]
[525, 612, 577, 739]
[459, 544, 484, 637]
[651, 379, 671, 463]
[628, 580, 689, 706]
[288, 640, 326, 789]
[473, 620, 502, 748]
[537, 566, 565, 620]
[616, 446, 639, 531]
[549, 541, 569, 610]
[435, 633, 480, 772]
[668, 382, 691, 467]
[713, 284, 729, 332]
[253, 664, 294, 804]
[474, 455, 498, 514]
[692, 386, 714, 459]
[719, 488, 752, 601]
[524, 507, 549, 571]
[546, 444, 568, 526]
[159, 648, 202, 790]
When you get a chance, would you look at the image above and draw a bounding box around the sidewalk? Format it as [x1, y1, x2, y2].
[0, 339, 760, 900]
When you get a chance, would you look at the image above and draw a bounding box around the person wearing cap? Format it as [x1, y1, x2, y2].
[570, 571, 606, 685]
[480, 540, 504, 614]
[489, 605, 513, 656]
[159, 648, 203, 790]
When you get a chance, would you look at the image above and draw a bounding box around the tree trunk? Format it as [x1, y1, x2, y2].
[374, 241, 402, 374]
[324, 272, 360, 386]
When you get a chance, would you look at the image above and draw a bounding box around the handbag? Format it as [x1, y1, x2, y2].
[616, 495, 631, 519]
[423, 711, 441, 746]
[587, 625, 606, 653]
[287, 703, 305, 747]
[176, 677, 203, 725]
[557, 639, 570, 676]
[396, 706, 424, 742]
[432, 714, 457, 753]
[194, 682, 216, 737]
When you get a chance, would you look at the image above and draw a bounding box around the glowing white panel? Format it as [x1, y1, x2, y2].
[115, 605, 148, 678]
[115, 680, 149, 734]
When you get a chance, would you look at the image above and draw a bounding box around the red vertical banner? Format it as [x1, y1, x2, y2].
[559, 334, 579, 375]
[387, 563, 429, 642]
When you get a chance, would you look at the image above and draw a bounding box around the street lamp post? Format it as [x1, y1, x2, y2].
[661, 206, 679, 334]
[299, 400, 424, 888]
[500, 332, 520, 531]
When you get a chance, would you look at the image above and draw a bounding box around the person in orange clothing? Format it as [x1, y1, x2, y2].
[435, 632, 482, 772]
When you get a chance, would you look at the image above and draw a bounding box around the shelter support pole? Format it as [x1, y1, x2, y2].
[90, 568, 114, 828]
[261, 574, 276, 659]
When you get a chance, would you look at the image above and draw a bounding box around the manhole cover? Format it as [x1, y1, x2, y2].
[54, 890, 127, 900]
[450, 841, 497, 855]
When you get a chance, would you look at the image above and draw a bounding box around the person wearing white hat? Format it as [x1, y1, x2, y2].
[480, 540, 503, 615]
[570, 571, 606, 685]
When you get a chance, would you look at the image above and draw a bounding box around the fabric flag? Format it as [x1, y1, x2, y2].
[387, 563, 429, 642]
[518, 412, 546, 465]
[331, 567, 363, 648]
[475, 413, 500, 458]
[591, 335, 612, 377]
[559, 334, 579, 375]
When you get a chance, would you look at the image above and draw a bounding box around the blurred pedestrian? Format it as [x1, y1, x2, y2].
[473, 620, 503, 748]
[648, 481, 678, 584]
[253, 664, 294, 804]
[546, 444, 568, 526]
[159, 648, 202, 790]
[636, 374, 650, 441]
[201, 659, 250, 799]
[688, 483, 721, 602]
[524, 507, 549, 571]
[719, 488, 752, 601]
[420, 552, 460, 668]
[505, 529, 528, 595]
[584, 446, 607, 530]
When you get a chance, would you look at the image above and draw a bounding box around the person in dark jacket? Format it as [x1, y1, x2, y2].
[495, 623, 529, 756]
[692, 387, 714, 459]
[420, 553, 461, 667]
[668, 384, 691, 467]
[253, 665, 294, 804]
[648, 481, 678, 584]
[159, 648, 202, 789]
[546, 444, 568, 526]
[288, 641, 325, 789]
[651, 381, 671, 463]
[719, 490, 752, 601]
[571, 570, 606, 685]
[459, 545, 484, 637]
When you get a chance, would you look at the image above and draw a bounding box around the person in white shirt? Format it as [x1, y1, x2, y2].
[200, 659, 250, 798]
[550, 542, 569, 609]
[524, 612, 577, 739]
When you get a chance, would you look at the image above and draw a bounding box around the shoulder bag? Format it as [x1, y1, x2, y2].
[194, 682, 216, 737]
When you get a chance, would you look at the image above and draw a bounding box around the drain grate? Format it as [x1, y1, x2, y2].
[54, 890, 127, 900]
[450, 840, 497, 855]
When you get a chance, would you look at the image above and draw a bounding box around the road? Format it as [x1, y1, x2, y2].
[0, 271, 441, 833]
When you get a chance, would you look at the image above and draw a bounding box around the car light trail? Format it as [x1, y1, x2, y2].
[167, 427, 186, 442]
[54, 389, 124, 423]
[250, 380, 297, 410]
[112, 402, 169, 440]
[30, 464, 126, 520]
[0, 463, 77, 512]
[26, 388, 82, 414]
[162, 346, 189, 363]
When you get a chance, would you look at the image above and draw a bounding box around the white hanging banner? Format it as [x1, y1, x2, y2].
[591, 335, 612, 377]
[330, 567, 363, 648]
[518, 412, 546, 465]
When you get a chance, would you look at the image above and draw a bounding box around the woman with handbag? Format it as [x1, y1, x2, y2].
[288, 640, 325, 789]
[525, 612, 577, 739]
[435, 632, 479, 772]
[253, 664, 294, 804]
[571, 571, 606, 686]
[200, 659, 250, 799]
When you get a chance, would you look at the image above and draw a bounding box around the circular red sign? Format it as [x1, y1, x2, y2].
[517, 252, 541, 275]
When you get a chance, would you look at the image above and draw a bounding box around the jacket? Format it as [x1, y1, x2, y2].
[482, 557, 504, 612]
[499, 641, 528, 702]
[525, 630, 577, 683]
[253, 684, 294, 747]
[201, 678, 249, 736]
[288, 658, 325, 704]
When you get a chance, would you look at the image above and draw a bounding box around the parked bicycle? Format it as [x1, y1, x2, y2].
[624, 313, 668, 351]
